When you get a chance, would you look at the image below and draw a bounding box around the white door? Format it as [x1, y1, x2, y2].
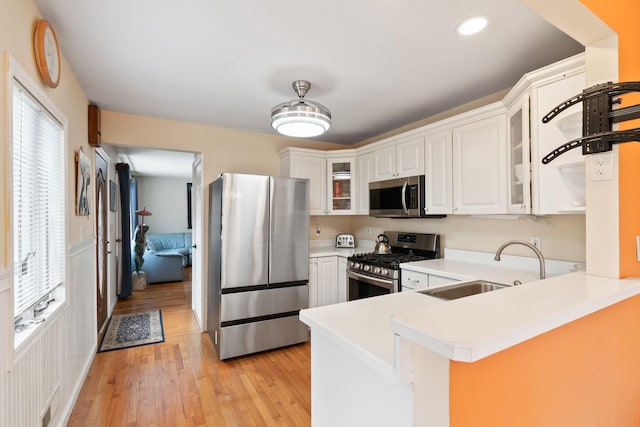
[192, 153, 204, 330]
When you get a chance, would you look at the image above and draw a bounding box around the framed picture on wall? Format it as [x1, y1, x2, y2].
[109, 180, 117, 212]
[75, 149, 91, 216]
[187, 182, 192, 229]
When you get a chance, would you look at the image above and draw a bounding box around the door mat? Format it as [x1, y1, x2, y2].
[98, 310, 164, 352]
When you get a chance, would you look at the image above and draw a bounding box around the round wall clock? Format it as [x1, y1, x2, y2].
[34, 19, 61, 88]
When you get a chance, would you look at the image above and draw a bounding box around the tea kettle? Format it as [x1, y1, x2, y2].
[374, 234, 391, 254]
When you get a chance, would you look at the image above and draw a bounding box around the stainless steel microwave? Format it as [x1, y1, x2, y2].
[369, 175, 445, 218]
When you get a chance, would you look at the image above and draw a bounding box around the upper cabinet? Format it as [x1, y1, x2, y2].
[424, 129, 453, 215]
[452, 114, 507, 214]
[531, 70, 586, 214]
[280, 53, 586, 218]
[372, 136, 424, 181]
[326, 154, 356, 215]
[506, 93, 531, 214]
[279, 147, 356, 215]
[356, 152, 374, 215]
[280, 148, 327, 215]
[503, 53, 586, 216]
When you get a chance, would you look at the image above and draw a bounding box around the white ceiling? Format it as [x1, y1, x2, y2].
[114, 146, 195, 179]
[36, 0, 583, 150]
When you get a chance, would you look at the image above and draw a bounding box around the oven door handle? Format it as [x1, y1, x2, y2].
[347, 270, 394, 291]
[401, 180, 409, 214]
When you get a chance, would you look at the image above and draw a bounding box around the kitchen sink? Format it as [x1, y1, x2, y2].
[419, 280, 509, 300]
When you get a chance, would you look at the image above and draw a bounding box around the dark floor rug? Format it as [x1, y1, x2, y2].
[98, 310, 164, 352]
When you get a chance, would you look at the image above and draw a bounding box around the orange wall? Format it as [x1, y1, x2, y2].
[580, 0, 640, 277]
[448, 4, 640, 424]
[450, 294, 640, 426]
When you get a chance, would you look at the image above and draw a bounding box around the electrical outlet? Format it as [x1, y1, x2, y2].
[530, 237, 541, 249]
[590, 153, 613, 181]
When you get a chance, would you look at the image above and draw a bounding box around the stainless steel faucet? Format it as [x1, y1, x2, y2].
[494, 240, 546, 280]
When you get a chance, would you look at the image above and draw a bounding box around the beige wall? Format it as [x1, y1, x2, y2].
[349, 215, 585, 262]
[308, 214, 585, 262]
[101, 110, 345, 185]
[0, 0, 91, 266]
[103, 107, 586, 264]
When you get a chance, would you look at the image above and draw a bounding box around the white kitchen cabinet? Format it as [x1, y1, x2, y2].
[337, 257, 348, 303]
[280, 148, 327, 215]
[326, 155, 356, 215]
[373, 136, 425, 181]
[280, 147, 357, 215]
[531, 70, 586, 214]
[401, 269, 458, 291]
[356, 152, 374, 215]
[452, 114, 507, 214]
[317, 257, 338, 306]
[308, 259, 318, 308]
[424, 130, 453, 214]
[309, 256, 340, 307]
[506, 93, 531, 214]
[401, 270, 429, 291]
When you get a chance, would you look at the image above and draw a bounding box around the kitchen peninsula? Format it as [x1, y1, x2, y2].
[300, 263, 640, 426]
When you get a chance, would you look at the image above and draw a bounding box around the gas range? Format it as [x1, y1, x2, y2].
[348, 252, 437, 280]
[347, 231, 441, 300]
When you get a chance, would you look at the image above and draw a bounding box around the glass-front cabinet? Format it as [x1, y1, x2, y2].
[326, 156, 356, 215]
[507, 93, 531, 214]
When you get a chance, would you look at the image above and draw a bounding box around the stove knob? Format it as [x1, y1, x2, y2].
[381, 268, 389, 276]
[348, 261, 355, 268]
[373, 267, 381, 275]
[363, 265, 371, 272]
[354, 262, 361, 269]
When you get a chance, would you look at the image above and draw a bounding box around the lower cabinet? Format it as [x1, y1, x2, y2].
[309, 256, 348, 308]
[401, 269, 458, 291]
[338, 257, 348, 303]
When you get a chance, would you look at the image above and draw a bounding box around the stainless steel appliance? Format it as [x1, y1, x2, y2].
[207, 173, 310, 360]
[335, 233, 356, 248]
[369, 175, 445, 218]
[347, 231, 440, 301]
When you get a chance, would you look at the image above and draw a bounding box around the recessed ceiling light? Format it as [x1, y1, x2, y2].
[457, 16, 488, 36]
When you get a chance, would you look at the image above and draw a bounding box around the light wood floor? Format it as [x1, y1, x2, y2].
[68, 269, 312, 426]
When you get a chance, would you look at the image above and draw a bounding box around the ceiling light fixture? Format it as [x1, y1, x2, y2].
[457, 15, 488, 36]
[271, 80, 331, 138]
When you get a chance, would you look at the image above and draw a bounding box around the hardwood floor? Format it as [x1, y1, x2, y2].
[68, 269, 311, 426]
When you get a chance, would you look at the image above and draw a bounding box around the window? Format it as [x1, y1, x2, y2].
[11, 77, 65, 323]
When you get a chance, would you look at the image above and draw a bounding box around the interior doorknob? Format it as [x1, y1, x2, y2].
[192, 244, 197, 249]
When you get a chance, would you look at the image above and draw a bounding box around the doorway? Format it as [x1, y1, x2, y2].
[108, 145, 205, 330]
[95, 150, 109, 334]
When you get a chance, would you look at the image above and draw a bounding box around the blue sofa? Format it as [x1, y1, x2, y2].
[136, 232, 192, 284]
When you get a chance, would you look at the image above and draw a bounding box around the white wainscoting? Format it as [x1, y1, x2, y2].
[0, 238, 96, 427]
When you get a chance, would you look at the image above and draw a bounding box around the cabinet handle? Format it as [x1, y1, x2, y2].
[407, 278, 421, 283]
[453, 207, 458, 211]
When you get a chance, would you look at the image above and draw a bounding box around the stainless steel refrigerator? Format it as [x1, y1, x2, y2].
[207, 173, 310, 360]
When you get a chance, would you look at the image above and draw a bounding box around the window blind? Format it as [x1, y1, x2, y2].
[12, 79, 65, 318]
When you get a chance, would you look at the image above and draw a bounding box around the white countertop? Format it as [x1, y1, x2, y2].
[300, 255, 640, 371]
[392, 272, 640, 362]
[400, 258, 542, 285]
[300, 292, 440, 379]
[309, 246, 363, 257]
